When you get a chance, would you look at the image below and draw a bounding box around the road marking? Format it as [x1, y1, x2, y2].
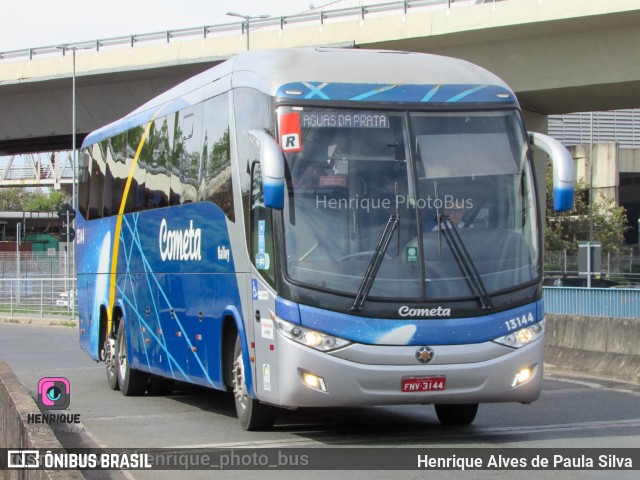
[170, 438, 326, 449]
[546, 374, 640, 397]
[166, 418, 640, 449]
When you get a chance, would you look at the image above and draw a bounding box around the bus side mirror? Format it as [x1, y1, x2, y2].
[529, 132, 576, 212]
[248, 129, 285, 210]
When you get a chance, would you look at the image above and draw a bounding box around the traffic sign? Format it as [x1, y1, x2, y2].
[57, 203, 76, 221]
[60, 227, 75, 243]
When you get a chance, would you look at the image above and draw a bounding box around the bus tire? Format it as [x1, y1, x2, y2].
[115, 321, 147, 396]
[105, 335, 119, 391]
[231, 335, 275, 431]
[434, 403, 479, 426]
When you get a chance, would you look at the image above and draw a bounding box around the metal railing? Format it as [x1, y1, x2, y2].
[544, 249, 640, 286]
[0, 151, 74, 188]
[0, 1, 493, 62]
[543, 286, 640, 319]
[0, 277, 76, 319]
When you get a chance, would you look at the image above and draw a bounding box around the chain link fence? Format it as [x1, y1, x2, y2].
[0, 251, 76, 319]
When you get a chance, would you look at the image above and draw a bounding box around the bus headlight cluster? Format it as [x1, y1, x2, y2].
[494, 320, 544, 349]
[275, 318, 351, 352]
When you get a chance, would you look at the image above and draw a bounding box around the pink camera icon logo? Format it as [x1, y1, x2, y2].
[37, 377, 70, 410]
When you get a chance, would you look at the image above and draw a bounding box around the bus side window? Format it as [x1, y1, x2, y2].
[202, 94, 234, 221]
[86, 143, 106, 219]
[250, 161, 276, 287]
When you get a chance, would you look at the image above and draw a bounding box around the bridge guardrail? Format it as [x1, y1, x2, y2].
[0, 1, 486, 61]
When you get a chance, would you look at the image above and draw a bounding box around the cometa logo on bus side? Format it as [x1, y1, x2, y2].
[159, 218, 202, 261]
[398, 306, 451, 318]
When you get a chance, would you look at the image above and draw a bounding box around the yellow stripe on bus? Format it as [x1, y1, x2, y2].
[106, 114, 159, 334]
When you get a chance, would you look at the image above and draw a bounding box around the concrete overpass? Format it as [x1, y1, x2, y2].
[1, 0, 640, 157]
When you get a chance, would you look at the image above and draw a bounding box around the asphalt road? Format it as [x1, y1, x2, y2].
[1, 322, 639, 480]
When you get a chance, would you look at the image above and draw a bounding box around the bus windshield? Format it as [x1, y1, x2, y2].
[280, 107, 538, 303]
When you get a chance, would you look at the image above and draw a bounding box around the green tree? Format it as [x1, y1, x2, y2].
[24, 189, 66, 212]
[545, 168, 628, 254]
[0, 188, 28, 210]
[0, 188, 66, 212]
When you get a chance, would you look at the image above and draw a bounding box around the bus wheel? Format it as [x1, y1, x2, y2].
[115, 321, 147, 396]
[434, 403, 479, 426]
[231, 335, 275, 431]
[105, 336, 119, 391]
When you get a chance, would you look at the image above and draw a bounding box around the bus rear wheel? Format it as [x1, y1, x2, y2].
[115, 321, 148, 396]
[231, 335, 275, 431]
[105, 335, 119, 391]
[434, 403, 479, 426]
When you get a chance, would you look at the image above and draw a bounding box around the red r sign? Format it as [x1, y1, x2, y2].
[279, 113, 302, 152]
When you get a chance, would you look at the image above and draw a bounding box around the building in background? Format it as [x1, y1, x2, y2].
[549, 109, 640, 245]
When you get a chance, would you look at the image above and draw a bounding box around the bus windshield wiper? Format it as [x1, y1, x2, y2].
[438, 216, 493, 310]
[348, 212, 399, 312]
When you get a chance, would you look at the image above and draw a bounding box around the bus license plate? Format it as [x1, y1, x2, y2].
[401, 376, 446, 392]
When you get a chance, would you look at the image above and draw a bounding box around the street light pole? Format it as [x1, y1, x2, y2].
[16, 223, 20, 303]
[72, 47, 77, 214]
[55, 45, 88, 213]
[226, 12, 270, 50]
[57, 44, 89, 298]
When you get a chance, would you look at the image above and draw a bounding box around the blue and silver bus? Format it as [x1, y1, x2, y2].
[77, 48, 575, 430]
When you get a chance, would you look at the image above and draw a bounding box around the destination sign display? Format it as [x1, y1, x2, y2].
[301, 112, 389, 129]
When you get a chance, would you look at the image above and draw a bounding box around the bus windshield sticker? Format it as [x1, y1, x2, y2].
[406, 246, 419, 263]
[258, 220, 266, 255]
[319, 175, 346, 187]
[255, 253, 270, 270]
[263, 364, 271, 391]
[261, 318, 274, 340]
[279, 112, 302, 152]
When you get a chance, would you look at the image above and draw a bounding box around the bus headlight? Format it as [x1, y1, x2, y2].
[275, 318, 351, 352]
[494, 320, 544, 349]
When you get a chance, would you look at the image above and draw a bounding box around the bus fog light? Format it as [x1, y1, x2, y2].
[302, 372, 327, 392]
[512, 367, 533, 387]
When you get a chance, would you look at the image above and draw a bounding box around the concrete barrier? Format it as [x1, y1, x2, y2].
[545, 314, 640, 384]
[0, 357, 83, 479]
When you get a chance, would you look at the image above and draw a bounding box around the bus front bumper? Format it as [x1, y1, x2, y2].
[269, 334, 544, 408]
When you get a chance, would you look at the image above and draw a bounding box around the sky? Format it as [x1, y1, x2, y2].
[0, 0, 336, 52]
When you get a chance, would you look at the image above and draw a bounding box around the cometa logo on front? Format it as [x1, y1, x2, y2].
[398, 306, 451, 317]
[159, 219, 202, 261]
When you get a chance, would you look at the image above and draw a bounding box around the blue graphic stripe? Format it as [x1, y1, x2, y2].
[121, 212, 213, 385]
[78, 202, 242, 388]
[117, 285, 191, 382]
[123, 214, 152, 371]
[122, 214, 184, 379]
[303, 82, 330, 99]
[446, 85, 488, 102]
[277, 82, 515, 105]
[350, 85, 398, 101]
[421, 85, 441, 102]
[276, 299, 543, 346]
